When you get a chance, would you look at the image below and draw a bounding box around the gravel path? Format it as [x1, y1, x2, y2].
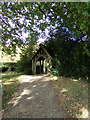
[3, 74, 69, 118]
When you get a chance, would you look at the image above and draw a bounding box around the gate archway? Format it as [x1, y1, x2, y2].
[36, 56, 46, 74]
[31, 44, 52, 74]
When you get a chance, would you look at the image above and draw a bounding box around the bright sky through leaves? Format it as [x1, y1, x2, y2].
[1, 2, 89, 54]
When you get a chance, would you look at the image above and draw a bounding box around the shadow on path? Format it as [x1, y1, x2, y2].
[3, 74, 70, 118]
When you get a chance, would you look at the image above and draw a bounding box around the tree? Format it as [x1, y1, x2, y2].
[1, 2, 89, 54]
[16, 40, 37, 74]
[45, 26, 90, 79]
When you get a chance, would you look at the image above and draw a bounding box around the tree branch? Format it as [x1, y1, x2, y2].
[38, 5, 47, 19]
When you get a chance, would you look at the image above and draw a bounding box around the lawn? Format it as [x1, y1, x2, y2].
[50, 75, 88, 119]
[2, 72, 22, 110]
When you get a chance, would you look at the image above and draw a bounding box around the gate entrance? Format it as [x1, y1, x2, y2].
[36, 56, 47, 74]
[31, 44, 52, 74]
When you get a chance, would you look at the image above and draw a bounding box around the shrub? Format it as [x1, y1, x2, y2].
[0, 65, 8, 72]
[16, 42, 36, 75]
[16, 60, 32, 74]
[1, 62, 17, 72]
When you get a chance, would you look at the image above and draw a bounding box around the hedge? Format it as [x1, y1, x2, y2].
[0, 62, 17, 72]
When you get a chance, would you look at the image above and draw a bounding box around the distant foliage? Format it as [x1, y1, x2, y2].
[0, 63, 17, 73]
[45, 27, 90, 79]
[17, 60, 32, 75]
[16, 42, 36, 74]
[1, 2, 89, 78]
[0, 65, 8, 73]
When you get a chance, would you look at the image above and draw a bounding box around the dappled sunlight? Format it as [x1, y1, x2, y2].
[3, 82, 13, 85]
[8, 95, 22, 107]
[72, 79, 78, 82]
[3, 73, 88, 118]
[17, 75, 43, 83]
[5, 78, 18, 82]
[27, 96, 34, 100]
[52, 74, 88, 119]
[61, 88, 68, 93]
[8, 89, 31, 106]
[33, 85, 36, 88]
[3, 78, 18, 85]
[21, 89, 31, 96]
[49, 76, 58, 80]
[76, 107, 88, 118]
[0, 80, 2, 88]
[36, 93, 39, 95]
[3, 81, 19, 86]
[52, 76, 58, 80]
[12, 97, 21, 106]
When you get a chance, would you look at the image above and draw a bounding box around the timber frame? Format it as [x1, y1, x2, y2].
[31, 44, 52, 74]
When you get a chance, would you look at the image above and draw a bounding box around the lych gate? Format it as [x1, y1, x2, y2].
[31, 44, 52, 74]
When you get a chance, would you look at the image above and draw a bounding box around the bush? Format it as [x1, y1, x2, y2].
[45, 25, 90, 80]
[16, 42, 36, 75]
[0, 65, 8, 72]
[16, 60, 32, 75]
[1, 62, 17, 72]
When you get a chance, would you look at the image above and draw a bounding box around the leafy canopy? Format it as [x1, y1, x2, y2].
[1, 2, 89, 54]
[45, 26, 89, 79]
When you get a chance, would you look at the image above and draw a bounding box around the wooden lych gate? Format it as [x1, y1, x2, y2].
[31, 44, 52, 74]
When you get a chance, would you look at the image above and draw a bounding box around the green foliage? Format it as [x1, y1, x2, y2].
[1, 2, 89, 78]
[1, 62, 17, 72]
[17, 41, 36, 74]
[17, 60, 32, 75]
[1, 2, 89, 54]
[0, 65, 8, 72]
[46, 27, 90, 79]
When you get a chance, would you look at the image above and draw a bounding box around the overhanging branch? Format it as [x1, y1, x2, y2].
[38, 5, 47, 19]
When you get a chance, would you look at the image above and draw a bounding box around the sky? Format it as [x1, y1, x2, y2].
[2, 2, 58, 46]
[7, 10, 50, 44]
[2, 1, 88, 48]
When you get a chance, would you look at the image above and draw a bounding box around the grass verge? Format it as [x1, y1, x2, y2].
[2, 72, 22, 110]
[50, 75, 88, 119]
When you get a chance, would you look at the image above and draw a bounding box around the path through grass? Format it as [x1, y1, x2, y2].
[50, 75, 88, 119]
[1, 72, 88, 119]
[2, 72, 22, 109]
